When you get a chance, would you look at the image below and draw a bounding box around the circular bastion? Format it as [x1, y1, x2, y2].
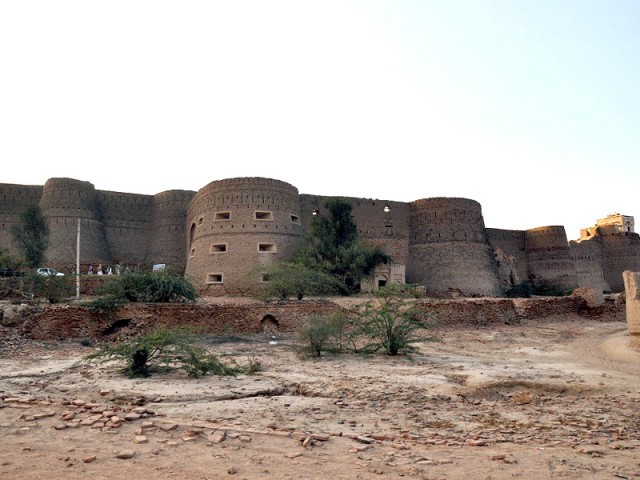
[184, 177, 304, 294]
[524, 226, 577, 290]
[407, 197, 502, 296]
[40, 178, 110, 265]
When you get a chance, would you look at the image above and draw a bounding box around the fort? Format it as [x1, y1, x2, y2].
[1, 176, 639, 296]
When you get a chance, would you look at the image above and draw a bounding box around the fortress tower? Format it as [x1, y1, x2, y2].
[407, 198, 502, 296]
[184, 177, 304, 294]
[40, 178, 111, 265]
[524, 226, 578, 290]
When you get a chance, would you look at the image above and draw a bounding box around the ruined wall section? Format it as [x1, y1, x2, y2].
[0, 183, 42, 256]
[39, 178, 111, 266]
[486, 228, 527, 287]
[599, 233, 640, 292]
[98, 190, 153, 265]
[146, 190, 195, 272]
[407, 198, 502, 296]
[185, 177, 303, 294]
[524, 226, 577, 290]
[569, 238, 610, 292]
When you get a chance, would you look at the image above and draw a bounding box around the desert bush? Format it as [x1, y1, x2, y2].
[85, 328, 247, 378]
[20, 273, 72, 303]
[352, 284, 427, 356]
[256, 262, 341, 301]
[85, 295, 125, 320]
[98, 271, 197, 303]
[296, 315, 335, 357]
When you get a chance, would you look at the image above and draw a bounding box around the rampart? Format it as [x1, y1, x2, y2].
[1, 176, 638, 295]
[569, 238, 610, 292]
[12, 295, 622, 342]
[0, 183, 42, 254]
[486, 229, 527, 284]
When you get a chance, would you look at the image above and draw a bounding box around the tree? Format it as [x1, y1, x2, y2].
[11, 205, 50, 269]
[297, 198, 390, 294]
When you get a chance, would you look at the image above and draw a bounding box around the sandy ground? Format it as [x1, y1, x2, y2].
[1, 313, 639, 479]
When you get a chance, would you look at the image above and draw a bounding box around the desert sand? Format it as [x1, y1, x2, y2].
[1, 307, 639, 479]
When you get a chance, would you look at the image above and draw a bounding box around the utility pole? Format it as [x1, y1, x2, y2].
[76, 218, 80, 300]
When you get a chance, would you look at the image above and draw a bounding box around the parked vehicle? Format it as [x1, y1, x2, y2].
[36, 267, 64, 276]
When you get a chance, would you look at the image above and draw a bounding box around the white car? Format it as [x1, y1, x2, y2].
[36, 267, 64, 276]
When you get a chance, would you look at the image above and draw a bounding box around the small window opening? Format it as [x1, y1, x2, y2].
[290, 214, 301, 225]
[198, 216, 204, 225]
[206, 273, 223, 284]
[255, 211, 273, 221]
[190, 248, 195, 258]
[210, 243, 227, 253]
[258, 243, 277, 253]
[215, 211, 231, 221]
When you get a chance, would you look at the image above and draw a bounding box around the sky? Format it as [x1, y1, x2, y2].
[1, 1, 638, 241]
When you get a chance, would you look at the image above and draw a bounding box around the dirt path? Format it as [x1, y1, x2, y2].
[1, 316, 639, 479]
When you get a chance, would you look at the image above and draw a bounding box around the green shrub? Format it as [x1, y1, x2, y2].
[19, 273, 73, 303]
[257, 263, 341, 301]
[98, 271, 197, 303]
[295, 311, 357, 357]
[86, 295, 125, 320]
[85, 328, 247, 378]
[352, 285, 426, 356]
[296, 316, 335, 357]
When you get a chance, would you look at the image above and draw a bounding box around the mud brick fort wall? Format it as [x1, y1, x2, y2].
[1, 176, 640, 296]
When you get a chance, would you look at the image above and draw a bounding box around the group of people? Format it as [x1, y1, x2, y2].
[87, 263, 119, 275]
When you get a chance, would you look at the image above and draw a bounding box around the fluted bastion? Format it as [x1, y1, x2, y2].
[407, 197, 502, 296]
[184, 177, 304, 294]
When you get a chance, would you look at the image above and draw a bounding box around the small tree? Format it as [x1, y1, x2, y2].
[296, 198, 390, 294]
[85, 328, 247, 378]
[11, 205, 50, 269]
[352, 285, 426, 355]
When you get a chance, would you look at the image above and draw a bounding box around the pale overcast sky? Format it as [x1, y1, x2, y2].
[1, 1, 638, 240]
